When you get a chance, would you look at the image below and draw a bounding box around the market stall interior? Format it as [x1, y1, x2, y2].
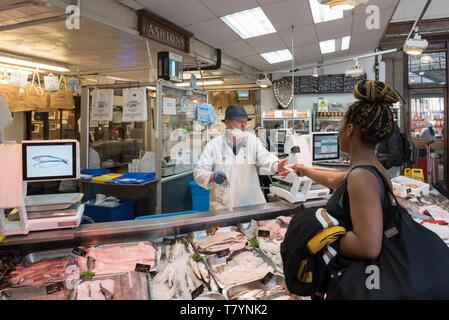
[1, 0, 449, 300]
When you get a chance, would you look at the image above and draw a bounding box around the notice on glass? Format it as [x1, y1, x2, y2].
[163, 97, 177, 115]
[122, 87, 148, 122]
[91, 89, 114, 121]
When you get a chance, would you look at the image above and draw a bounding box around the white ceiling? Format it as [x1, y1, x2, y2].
[392, 0, 449, 22]
[120, 0, 400, 71]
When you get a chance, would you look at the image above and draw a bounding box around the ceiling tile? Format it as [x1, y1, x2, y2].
[185, 19, 241, 46]
[263, 0, 314, 32]
[315, 16, 352, 41]
[279, 24, 317, 48]
[134, 0, 215, 27]
[295, 43, 321, 58]
[239, 54, 269, 67]
[349, 30, 384, 52]
[245, 33, 286, 53]
[199, 0, 259, 17]
[219, 40, 256, 58]
[257, 0, 285, 5]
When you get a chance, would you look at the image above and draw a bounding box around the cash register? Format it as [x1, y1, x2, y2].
[311, 132, 350, 169]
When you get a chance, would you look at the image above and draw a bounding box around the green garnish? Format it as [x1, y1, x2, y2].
[80, 271, 95, 281]
[250, 237, 259, 249]
[192, 252, 202, 262]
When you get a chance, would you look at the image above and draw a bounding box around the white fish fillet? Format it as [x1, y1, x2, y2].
[198, 262, 210, 283]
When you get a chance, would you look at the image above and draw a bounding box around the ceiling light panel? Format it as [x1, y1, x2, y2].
[319, 36, 350, 54]
[261, 49, 292, 64]
[221, 7, 276, 39]
[309, 0, 343, 24]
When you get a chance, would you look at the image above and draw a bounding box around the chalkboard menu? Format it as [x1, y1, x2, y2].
[288, 73, 367, 94]
[343, 74, 367, 93]
[318, 74, 344, 93]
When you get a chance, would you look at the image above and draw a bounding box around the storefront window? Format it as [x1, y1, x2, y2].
[408, 52, 446, 85]
[410, 89, 445, 139]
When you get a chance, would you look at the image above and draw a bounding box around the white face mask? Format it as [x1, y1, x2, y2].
[228, 128, 247, 141]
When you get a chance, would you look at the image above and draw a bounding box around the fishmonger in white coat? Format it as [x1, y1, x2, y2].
[194, 105, 288, 211]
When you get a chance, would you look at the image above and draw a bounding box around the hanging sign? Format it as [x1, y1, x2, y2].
[91, 89, 114, 121]
[163, 97, 177, 115]
[317, 98, 329, 112]
[122, 87, 148, 122]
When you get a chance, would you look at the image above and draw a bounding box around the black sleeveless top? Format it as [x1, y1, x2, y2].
[326, 165, 388, 230]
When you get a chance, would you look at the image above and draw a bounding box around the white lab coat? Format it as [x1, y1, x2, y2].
[194, 133, 279, 211]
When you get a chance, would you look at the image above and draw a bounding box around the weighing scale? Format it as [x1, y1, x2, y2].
[270, 134, 330, 203]
[0, 140, 84, 235]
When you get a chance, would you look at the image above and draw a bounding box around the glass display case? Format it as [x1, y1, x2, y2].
[313, 111, 345, 132]
[410, 90, 445, 139]
[157, 82, 209, 178]
[262, 110, 312, 134]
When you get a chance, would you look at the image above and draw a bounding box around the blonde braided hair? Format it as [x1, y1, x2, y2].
[345, 80, 401, 146]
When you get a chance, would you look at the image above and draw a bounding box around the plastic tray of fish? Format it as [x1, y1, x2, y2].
[223, 274, 298, 300]
[74, 271, 150, 300]
[20, 248, 75, 265]
[203, 247, 278, 290]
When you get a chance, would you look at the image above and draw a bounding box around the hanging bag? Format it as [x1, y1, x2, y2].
[326, 165, 449, 300]
[25, 72, 50, 112]
[50, 75, 73, 110]
[0, 83, 20, 109]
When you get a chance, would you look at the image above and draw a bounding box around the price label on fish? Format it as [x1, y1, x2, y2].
[258, 230, 271, 238]
[72, 247, 87, 257]
[211, 248, 230, 266]
[207, 224, 219, 236]
[260, 272, 276, 289]
[45, 281, 65, 295]
[135, 263, 152, 273]
[191, 284, 204, 300]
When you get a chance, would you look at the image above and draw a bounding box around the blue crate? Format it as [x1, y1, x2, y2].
[188, 180, 209, 212]
[83, 199, 134, 223]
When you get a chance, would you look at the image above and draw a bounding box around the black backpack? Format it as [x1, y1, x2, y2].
[400, 133, 417, 164]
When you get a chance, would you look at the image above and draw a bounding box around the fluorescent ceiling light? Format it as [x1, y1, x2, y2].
[176, 80, 224, 87]
[0, 64, 33, 75]
[310, 0, 343, 24]
[319, 36, 350, 54]
[261, 49, 292, 64]
[0, 55, 70, 72]
[221, 7, 276, 39]
[182, 72, 202, 80]
[106, 76, 136, 81]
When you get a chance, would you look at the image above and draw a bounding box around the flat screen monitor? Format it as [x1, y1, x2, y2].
[237, 90, 250, 100]
[312, 132, 340, 161]
[22, 140, 79, 182]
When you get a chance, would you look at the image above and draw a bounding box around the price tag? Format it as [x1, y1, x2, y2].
[191, 284, 204, 300]
[260, 272, 275, 286]
[216, 248, 230, 259]
[45, 281, 65, 295]
[258, 230, 271, 238]
[162, 238, 175, 245]
[72, 247, 87, 257]
[135, 263, 152, 273]
[207, 224, 219, 236]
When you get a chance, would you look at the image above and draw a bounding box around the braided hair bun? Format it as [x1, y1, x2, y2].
[345, 80, 400, 145]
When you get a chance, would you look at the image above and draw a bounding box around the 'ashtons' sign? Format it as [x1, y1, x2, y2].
[138, 10, 192, 53]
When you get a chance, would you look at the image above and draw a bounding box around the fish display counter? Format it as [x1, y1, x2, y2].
[0, 200, 325, 300]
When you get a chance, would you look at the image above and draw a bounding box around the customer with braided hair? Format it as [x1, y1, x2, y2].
[294, 80, 401, 260]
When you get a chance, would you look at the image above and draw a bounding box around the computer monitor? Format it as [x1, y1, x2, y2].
[312, 132, 340, 161]
[22, 140, 79, 182]
[237, 90, 250, 100]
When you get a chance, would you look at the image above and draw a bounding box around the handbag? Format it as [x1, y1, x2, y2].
[326, 165, 449, 300]
[50, 75, 73, 110]
[25, 72, 50, 112]
[0, 83, 20, 108]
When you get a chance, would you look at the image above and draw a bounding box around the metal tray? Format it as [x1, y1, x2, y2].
[223, 274, 287, 300]
[74, 271, 150, 300]
[0, 285, 71, 300]
[189, 226, 247, 253]
[21, 248, 75, 265]
[85, 241, 158, 275]
[204, 248, 278, 289]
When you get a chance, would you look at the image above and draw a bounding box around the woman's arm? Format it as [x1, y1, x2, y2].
[339, 169, 383, 260]
[294, 164, 348, 189]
